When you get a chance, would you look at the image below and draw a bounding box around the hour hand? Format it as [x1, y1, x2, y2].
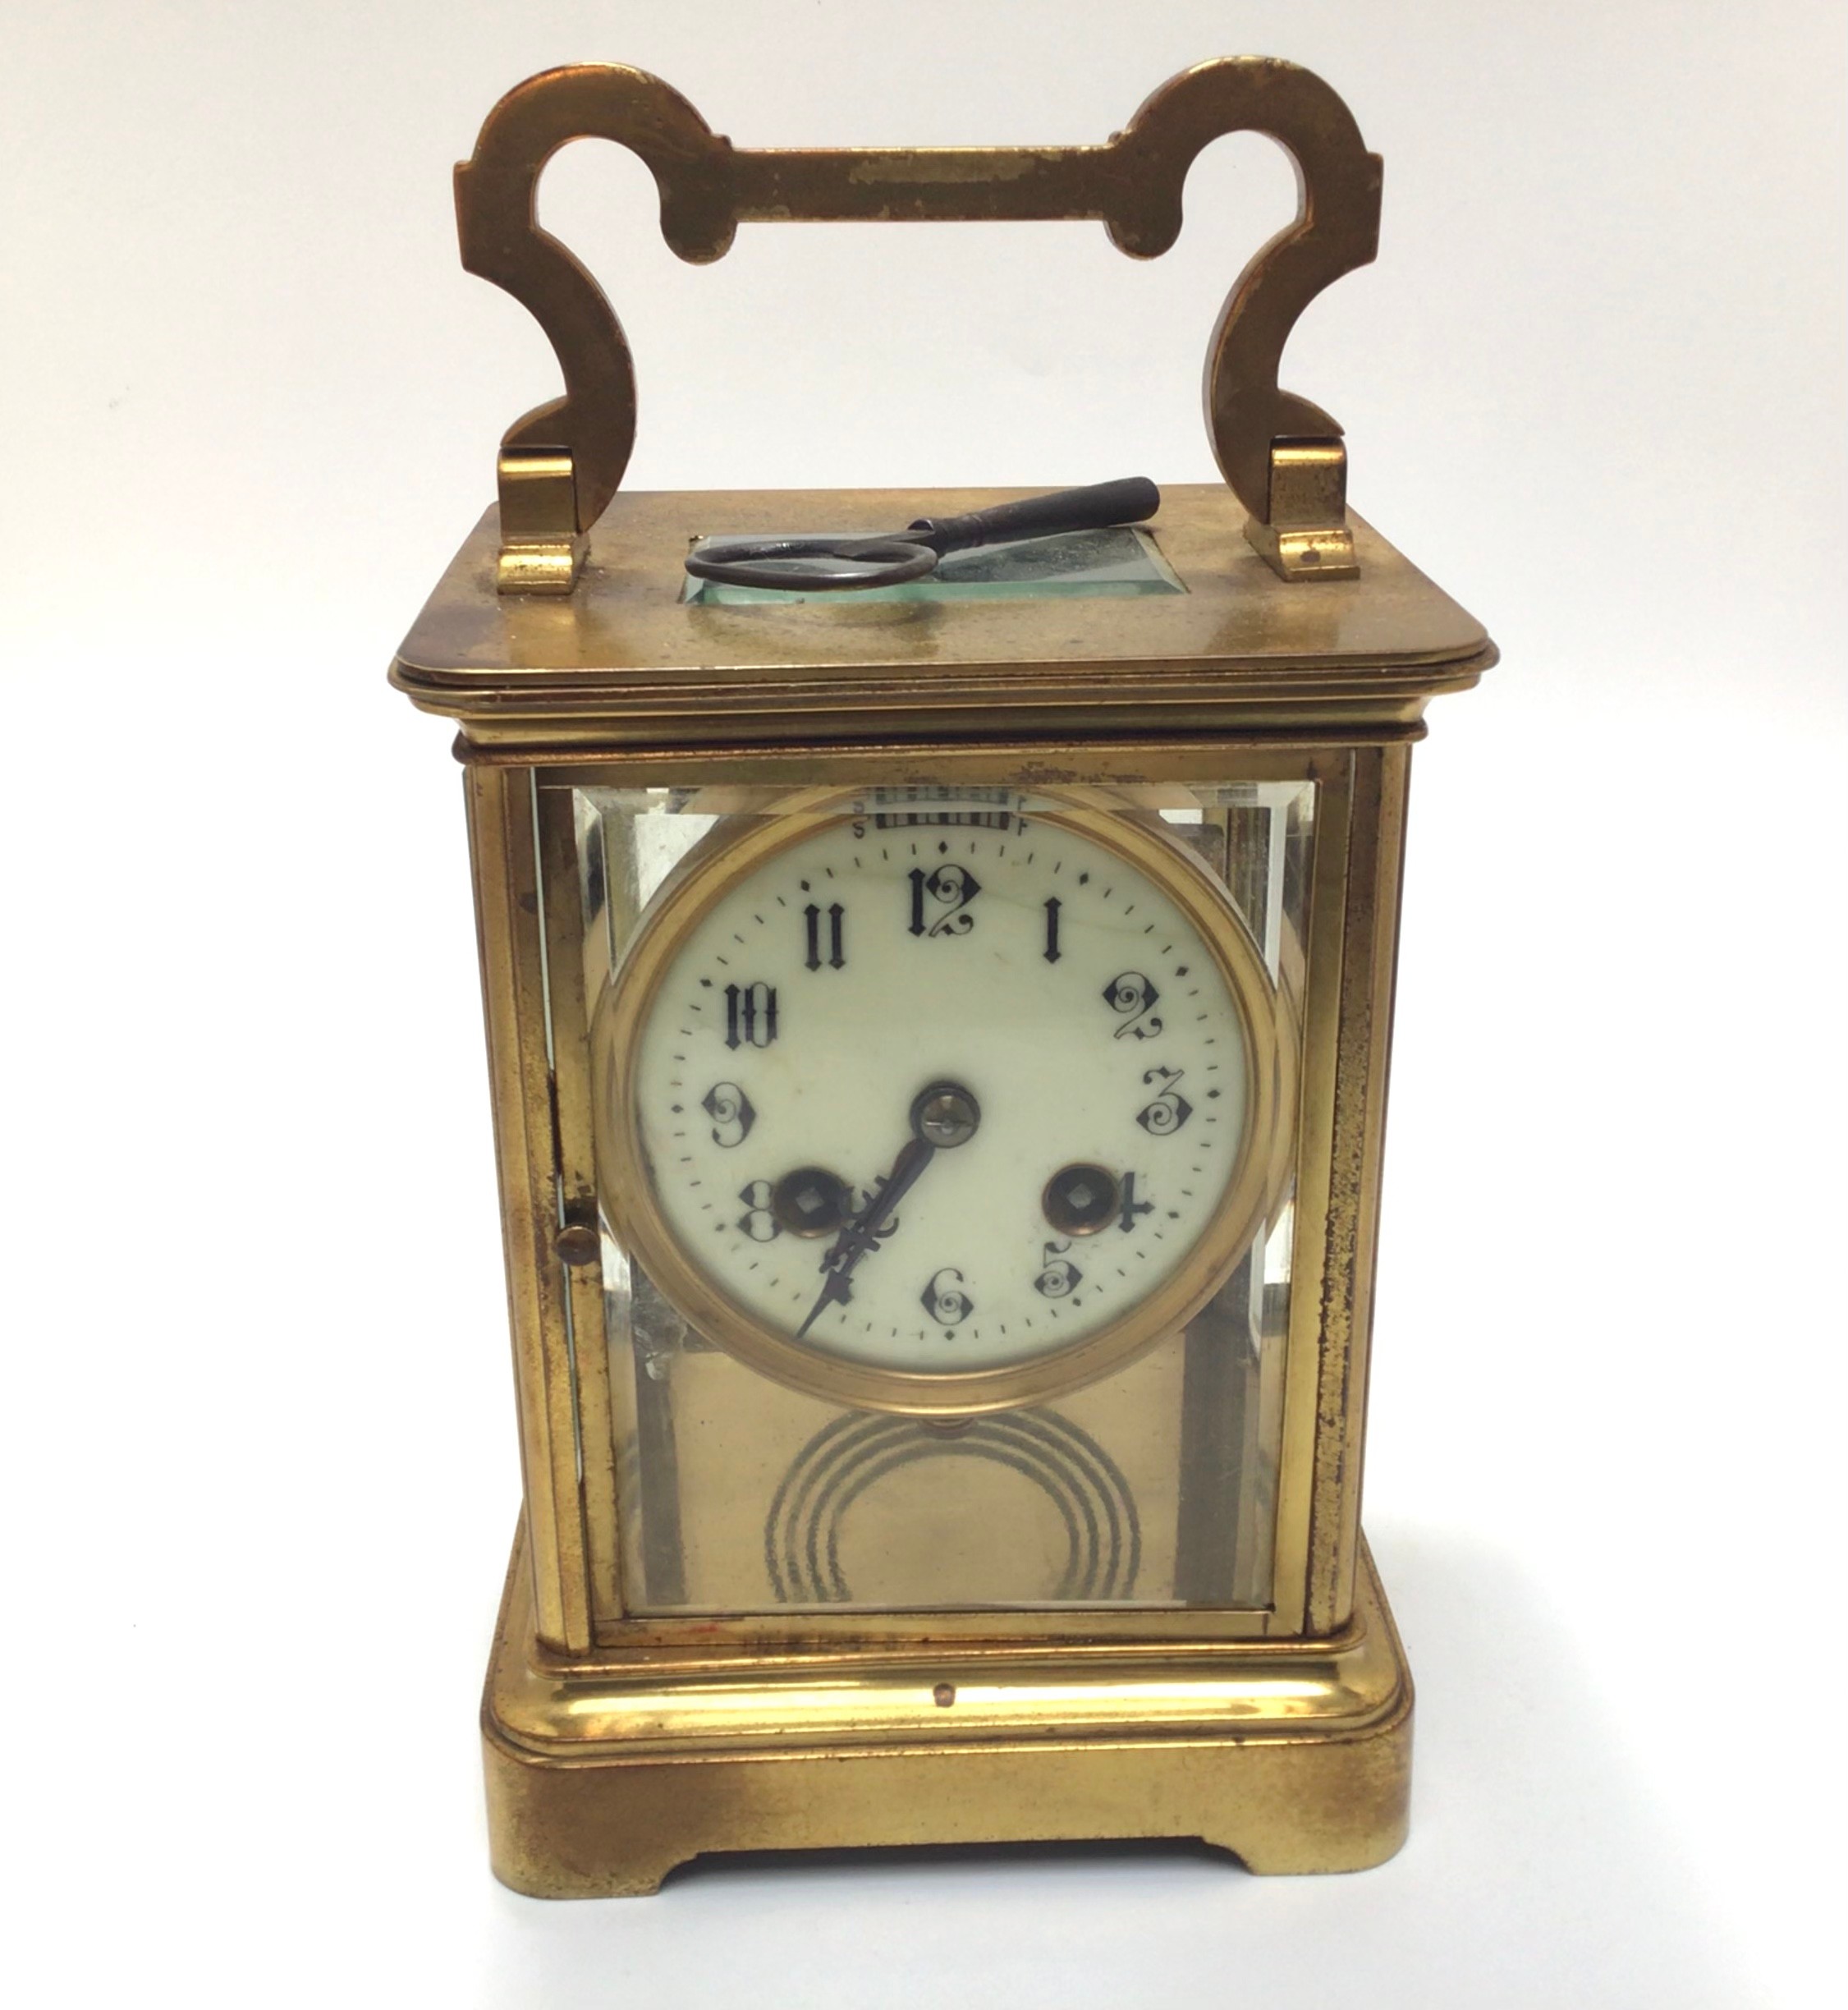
[794, 1136, 933, 1340]
[791, 1081, 980, 1342]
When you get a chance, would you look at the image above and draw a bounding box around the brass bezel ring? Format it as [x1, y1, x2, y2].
[591, 793, 1295, 1416]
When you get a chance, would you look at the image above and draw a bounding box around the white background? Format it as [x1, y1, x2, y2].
[3, 4, 1843, 2005]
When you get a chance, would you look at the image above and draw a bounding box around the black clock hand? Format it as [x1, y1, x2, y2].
[793, 1081, 980, 1342]
[794, 1136, 933, 1340]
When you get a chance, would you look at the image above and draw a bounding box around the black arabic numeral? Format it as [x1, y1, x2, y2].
[1034, 1239, 1082, 1297]
[736, 1178, 782, 1241]
[1117, 1173, 1155, 1234]
[803, 902, 846, 971]
[1135, 1065, 1193, 1135]
[1102, 970, 1162, 1040]
[700, 1081, 757, 1148]
[920, 1267, 974, 1326]
[723, 980, 779, 1049]
[908, 865, 982, 938]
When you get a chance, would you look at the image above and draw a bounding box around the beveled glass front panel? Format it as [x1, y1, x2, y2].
[562, 779, 1313, 1616]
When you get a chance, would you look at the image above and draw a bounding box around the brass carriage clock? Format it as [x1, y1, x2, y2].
[389, 58, 1494, 1895]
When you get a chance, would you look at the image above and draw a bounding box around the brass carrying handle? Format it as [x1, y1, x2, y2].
[454, 58, 1383, 594]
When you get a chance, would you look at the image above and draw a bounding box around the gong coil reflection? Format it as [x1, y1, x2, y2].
[764, 1409, 1142, 1605]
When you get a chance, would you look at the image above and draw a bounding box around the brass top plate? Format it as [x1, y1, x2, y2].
[391, 483, 1493, 750]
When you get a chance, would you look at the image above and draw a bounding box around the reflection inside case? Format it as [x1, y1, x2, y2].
[569, 782, 1314, 1616]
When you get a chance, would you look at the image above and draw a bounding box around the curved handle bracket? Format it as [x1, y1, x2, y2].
[454, 57, 1382, 593]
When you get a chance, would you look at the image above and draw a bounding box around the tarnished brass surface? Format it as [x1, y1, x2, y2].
[1248, 438, 1358, 580]
[390, 484, 1492, 752]
[496, 448, 585, 594]
[454, 59, 1381, 588]
[1305, 746, 1410, 1630]
[534, 787, 626, 1621]
[483, 1526, 1413, 1896]
[466, 765, 595, 1650]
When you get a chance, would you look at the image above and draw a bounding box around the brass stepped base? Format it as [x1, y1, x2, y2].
[481, 1534, 1413, 1898]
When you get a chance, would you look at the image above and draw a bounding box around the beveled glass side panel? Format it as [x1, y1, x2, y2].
[564, 780, 1313, 1616]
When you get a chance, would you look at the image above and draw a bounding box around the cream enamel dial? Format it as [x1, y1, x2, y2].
[594, 801, 1285, 1415]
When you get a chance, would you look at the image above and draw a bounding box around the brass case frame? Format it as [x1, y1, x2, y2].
[483, 1531, 1412, 1897]
[397, 34, 1491, 1893]
[455, 715, 1419, 1887]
